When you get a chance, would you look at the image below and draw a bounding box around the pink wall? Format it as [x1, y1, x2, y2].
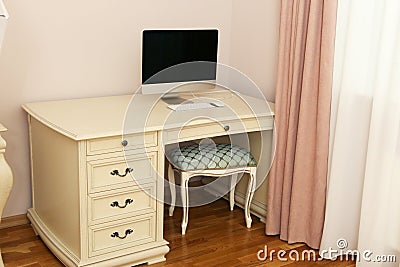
[0, 0, 279, 217]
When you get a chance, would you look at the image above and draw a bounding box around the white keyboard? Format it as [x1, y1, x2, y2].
[168, 102, 215, 111]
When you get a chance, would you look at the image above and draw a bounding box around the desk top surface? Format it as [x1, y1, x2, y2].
[22, 91, 274, 141]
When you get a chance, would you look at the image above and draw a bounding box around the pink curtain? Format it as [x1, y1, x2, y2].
[266, 0, 337, 249]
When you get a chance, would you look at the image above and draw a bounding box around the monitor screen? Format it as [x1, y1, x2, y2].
[142, 29, 218, 85]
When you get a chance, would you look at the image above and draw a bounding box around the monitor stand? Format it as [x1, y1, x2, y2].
[161, 94, 190, 105]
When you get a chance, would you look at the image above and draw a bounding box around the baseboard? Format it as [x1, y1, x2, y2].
[231, 192, 267, 222]
[203, 185, 267, 222]
[0, 214, 29, 230]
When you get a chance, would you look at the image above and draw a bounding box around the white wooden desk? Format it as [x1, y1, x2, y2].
[22, 90, 274, 267]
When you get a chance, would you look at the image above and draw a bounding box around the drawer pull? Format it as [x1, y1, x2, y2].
[121, 140, 128, 147]
[110, 229, 134, 239]
[110, 198, 134, 209]
[110, 168, 133, 177]
[224, 125, 230, 131]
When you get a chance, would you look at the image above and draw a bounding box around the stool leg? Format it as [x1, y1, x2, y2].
[168, 164, 176, 216]
[244, 169, 256, 228]
[230, 173, 237, 211]
[181, 172, 190, 235]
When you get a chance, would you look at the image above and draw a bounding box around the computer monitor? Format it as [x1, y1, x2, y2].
[141, 29, 219, 95]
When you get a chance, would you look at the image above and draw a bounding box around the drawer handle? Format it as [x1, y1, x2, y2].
[121, 140, 128, 147]
[110, 198, 134, 209]
[224, 125, 230, 131]
[110, 229, 134, 239]
[110, 168, 133, 177]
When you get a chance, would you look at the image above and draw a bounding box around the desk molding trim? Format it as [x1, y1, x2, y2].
[27, 209, 80, 266]
[28, 209, 169, 267]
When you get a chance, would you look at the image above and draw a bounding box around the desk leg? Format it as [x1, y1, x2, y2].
[0, 134, 13, 267]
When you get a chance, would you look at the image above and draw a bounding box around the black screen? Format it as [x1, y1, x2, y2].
[142, 29, 218, 84]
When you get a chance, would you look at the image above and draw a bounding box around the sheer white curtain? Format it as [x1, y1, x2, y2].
[320, 0, 400, 266]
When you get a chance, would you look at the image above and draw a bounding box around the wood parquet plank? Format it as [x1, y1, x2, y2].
[0, 200, 356, 267]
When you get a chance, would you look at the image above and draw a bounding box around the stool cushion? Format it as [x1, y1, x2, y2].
[168, 143, 257, 171]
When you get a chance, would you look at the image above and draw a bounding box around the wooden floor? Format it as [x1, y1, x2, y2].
[0, 200, 356, 266]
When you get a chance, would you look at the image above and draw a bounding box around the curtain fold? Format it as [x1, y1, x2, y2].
[320, 1, 400, 266]
[266, 0, 337, 249]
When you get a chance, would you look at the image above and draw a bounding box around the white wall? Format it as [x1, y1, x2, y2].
[0, 0, 279, 217]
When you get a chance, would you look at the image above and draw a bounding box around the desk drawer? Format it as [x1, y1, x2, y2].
[88, 152, 157, 193]
[164, 116, 274, 144]
[87, 132, 157, 156]
[89, 214, 155, 257]
[89, 185, 156, 224]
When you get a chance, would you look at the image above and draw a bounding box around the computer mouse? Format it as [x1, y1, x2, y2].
[210, 101, 225, 107]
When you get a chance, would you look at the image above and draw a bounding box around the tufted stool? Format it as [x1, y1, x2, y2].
[167, 143, 257, 235]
